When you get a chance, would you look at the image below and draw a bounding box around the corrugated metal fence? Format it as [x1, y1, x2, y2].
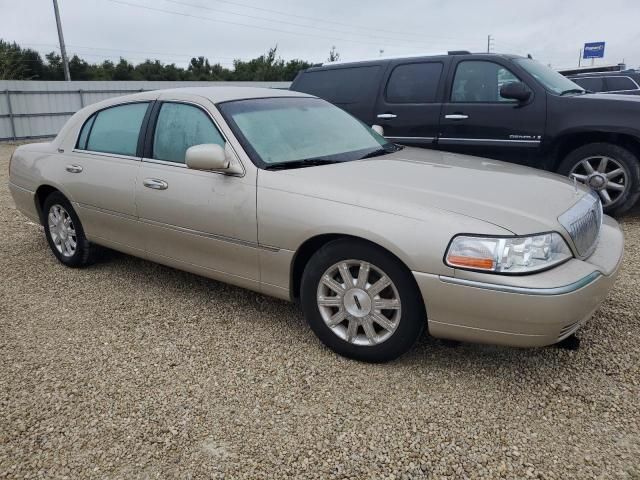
[0, 80, 291, 141]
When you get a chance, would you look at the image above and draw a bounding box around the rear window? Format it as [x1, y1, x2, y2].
[606, 76, 639, 91]
[571, 77, 605, 92]
[81, 102, 149, 156]
[292, 66, 381, 103]
[385, 62, 443, 103]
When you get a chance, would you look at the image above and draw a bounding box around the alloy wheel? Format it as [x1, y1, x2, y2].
[316, 260, 401, 346]
[569, 156, 628, 207]
[48, 204, 77, 257]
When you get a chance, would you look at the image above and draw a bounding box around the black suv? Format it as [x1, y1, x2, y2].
[290, 52, 640, 214]
[567, 71, 640, 96]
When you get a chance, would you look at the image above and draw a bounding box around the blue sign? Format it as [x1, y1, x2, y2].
[583, 42, 605, 59]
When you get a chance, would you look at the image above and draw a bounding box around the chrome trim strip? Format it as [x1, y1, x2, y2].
[72, 149, 141, 161]
[438, 137, 541, 144]
[386, 136, 435, 141]
[439, 271, 601, 295]
[8, 182, 34, 194]
[141, 218, 280, 252]
[77, 203, 279, 252]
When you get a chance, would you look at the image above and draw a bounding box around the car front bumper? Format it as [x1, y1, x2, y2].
[413, 215, 624, 347]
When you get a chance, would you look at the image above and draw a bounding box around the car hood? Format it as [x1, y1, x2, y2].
[259, 147, 589, 235]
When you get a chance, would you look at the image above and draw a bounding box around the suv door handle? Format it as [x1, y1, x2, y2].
[143, 178, 168, 190]
[377, 113, 397, 119]
[444, 114, 469, 120]
[65, 164, 83, 173]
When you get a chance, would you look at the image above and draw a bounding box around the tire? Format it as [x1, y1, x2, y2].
[43, 191, 96, 267]
[300, 239, 426, 363]
[557, 143, 640, 216]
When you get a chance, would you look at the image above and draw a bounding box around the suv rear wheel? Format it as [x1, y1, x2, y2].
[558, 143, 640, 215]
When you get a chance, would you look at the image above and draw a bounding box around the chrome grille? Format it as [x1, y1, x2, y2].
[558, 191, 602, 258]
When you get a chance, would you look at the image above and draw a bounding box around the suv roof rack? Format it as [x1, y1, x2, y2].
[321, 51, 470, 66]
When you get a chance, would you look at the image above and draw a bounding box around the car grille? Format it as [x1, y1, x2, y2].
[558, 191, 602, 258]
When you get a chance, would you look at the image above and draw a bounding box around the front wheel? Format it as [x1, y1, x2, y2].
[558, 143, 640, 215]
[300, 239, 426, 363]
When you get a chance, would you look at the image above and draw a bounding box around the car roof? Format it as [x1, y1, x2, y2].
[306, 52, 525, 70]
[568, 71, 640, 78]
[159, 86, 313, 103]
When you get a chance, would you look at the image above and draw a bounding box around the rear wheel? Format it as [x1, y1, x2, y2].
[558, 143, 640, 215]
[300, 239, 425, 363]
[43, 192, 95, 267]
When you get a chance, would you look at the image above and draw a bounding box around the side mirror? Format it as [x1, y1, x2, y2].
[499, 81, 531, 102]
[371, 124, 384, 136]
[185, 144, 228, 171]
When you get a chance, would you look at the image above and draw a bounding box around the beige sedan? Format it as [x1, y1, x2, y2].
[8, 87, 623, 362]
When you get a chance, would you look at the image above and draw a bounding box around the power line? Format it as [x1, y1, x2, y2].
[104, 0, 465, 50]
[160, 0, 477, 46]
[188, 0, 476, 42]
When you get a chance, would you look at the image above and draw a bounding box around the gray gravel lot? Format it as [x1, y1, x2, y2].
[1, 142, 639, 479]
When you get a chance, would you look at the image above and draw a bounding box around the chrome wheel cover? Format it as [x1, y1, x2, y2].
[48, 204, 77, 257]
[569, 156, 628, 207]
[317, 260, 401, 346]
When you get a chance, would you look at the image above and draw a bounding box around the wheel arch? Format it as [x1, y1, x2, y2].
[289, 233, 423, 310]
[550, 130, 640, 171]
[34, 185, 63, 225]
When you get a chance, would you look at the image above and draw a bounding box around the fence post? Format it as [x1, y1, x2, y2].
[5, 90, 16, 141]
[78, 89, 84, 108]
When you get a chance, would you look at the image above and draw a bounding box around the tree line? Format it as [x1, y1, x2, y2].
[0, 40, 340, 81]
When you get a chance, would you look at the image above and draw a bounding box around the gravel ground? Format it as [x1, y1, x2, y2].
[1, 142, 639, 480]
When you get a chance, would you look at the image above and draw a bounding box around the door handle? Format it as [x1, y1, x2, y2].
[65, 164, 83, 173]
[377, 113, 397, 119]
[143, 178, 168, 190]
[444, 114, 469, 120]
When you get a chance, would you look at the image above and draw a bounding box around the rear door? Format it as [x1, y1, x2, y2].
[439, 57, 546, 165]
[67, 101, 151, 252]
[373, 58, 449, 145]
[290, 64, 384, 125]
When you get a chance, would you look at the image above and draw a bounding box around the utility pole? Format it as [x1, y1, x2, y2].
[52, 0, 71, 81]
[487, 35, 494, 53]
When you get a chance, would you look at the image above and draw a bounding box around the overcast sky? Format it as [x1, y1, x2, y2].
[1, 0, 639, 70]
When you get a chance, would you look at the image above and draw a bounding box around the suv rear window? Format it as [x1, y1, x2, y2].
[293, 66, 381, 104]
[385, 62, 443, 103]
[606, 76, 638, 91]
[571, 77, 605, 92]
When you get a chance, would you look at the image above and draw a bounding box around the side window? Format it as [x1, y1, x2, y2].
[571, 77, 605, 92]
[606, 76, 639, 92]
[451, 61, 520, 103]
[76, 114, 95, 150]
[385, 62, 443, 103]
[85, 103, 149, 156]
[292, 66, 381, 104]
[152, 103, 224, 164]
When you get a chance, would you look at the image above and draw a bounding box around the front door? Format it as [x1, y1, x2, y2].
[374, 59, 448, 146]
[136, 100, 259, 288]
[439, 59, 546, 166]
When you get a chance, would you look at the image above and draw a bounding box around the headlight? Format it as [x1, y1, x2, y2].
[445, 232, 572, 274]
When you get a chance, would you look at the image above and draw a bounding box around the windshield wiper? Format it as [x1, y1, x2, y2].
[359, 144, 404, 160]
[560, 88, 586, 96]
[264, 158, 342, 170]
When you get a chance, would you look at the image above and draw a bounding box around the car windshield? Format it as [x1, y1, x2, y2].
[218, 96, 395, 168]
[514, 58, 586, 95]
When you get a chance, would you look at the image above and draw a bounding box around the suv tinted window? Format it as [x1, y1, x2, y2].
[293, 66, 381, 103]
[85, 103, 148, 156]
[606, 76, 638, 91]
[385, 62, 443, 103]
[451, 61, 520, 102]
[152, 102, 224, 164]
[571, 77, 605, 92]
